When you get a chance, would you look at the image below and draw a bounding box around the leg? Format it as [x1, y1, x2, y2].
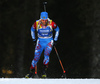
[43, 41, 53, 65]
[42, 40, 53, 78]
[31, 40, 43, 69]
[25, 40, 43, 78]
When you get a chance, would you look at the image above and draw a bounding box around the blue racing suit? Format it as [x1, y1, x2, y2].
[30, 18, 59, 69]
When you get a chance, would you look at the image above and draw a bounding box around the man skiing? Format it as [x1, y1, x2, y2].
[25, 11, 60, 78]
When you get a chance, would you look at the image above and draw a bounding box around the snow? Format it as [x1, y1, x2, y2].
[0, 78, 100, 84]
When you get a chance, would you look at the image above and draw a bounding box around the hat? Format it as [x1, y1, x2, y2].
[40, 12, 48, 20]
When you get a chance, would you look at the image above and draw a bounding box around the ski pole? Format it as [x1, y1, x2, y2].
[54, 46, 66, 74]
[35, 66, 37, 74]
[34, 65, 39, 78]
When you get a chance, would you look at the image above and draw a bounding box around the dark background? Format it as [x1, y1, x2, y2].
[0, 0, 100, 78]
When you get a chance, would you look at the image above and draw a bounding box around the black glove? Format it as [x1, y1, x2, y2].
[54, 40, 57, 46]
[33, 39, 36, 45]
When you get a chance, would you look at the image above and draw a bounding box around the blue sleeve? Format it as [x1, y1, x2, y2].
[31, 26, 36, 40]
[54, 26, 60, 41]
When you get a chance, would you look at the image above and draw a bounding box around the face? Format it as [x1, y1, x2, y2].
[41, 19, 48, 26]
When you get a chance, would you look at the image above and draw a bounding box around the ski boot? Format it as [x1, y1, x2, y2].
[41, 65, 48, 78]
[25, 69, 35, 78]
[42, 73, 47, 78]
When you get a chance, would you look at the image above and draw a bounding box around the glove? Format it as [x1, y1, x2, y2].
[33, 39, 36, 45]
[54, 40, 57, 46]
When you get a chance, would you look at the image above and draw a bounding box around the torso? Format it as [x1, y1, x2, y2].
[37, 25, 53, 38]
[33, 19, 57, 39]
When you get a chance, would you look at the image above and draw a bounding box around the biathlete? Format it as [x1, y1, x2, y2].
[25, 11, 60, 78]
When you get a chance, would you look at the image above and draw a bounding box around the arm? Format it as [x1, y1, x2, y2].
[31, 22, 36, 41]
[52, 21, 60, 41]
[54, 26, 60, 41]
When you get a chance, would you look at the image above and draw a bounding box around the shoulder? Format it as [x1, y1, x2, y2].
[48, 18, 57, 29]
[32, 22, 36, 29]
[48, 18, 57, 28]
[32, 20, 40, 29]
[51, 21, 57, 29]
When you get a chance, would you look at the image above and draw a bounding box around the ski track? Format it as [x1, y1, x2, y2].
[0, 78, 100, 84]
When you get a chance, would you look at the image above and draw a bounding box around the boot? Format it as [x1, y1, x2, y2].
[25, 69, 35, 78]
[41, 65, 48, 78]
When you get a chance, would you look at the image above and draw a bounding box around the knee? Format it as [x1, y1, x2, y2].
[43, 56, 49, 65]
[31, 60, 36, 68]
[34, 56, 40, 61]
[44, 49, 51, 56]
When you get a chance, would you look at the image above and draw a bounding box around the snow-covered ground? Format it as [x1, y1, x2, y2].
[0, 78, 100, 84]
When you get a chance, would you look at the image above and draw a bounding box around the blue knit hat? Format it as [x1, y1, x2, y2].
[40, 12, 48, 20]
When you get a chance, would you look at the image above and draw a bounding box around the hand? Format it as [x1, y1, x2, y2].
[54, 41, 57, 46]
[33, 39, 36, 45]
